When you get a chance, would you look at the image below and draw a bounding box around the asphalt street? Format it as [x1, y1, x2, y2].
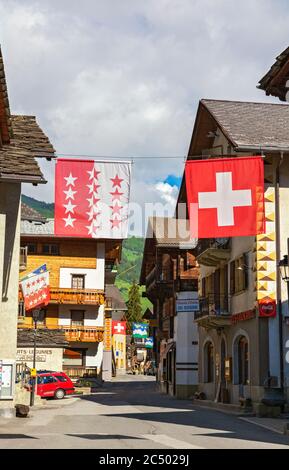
[0, 375, 289, 449]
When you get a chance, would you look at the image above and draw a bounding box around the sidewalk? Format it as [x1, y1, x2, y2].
[240, 416, 289, 436]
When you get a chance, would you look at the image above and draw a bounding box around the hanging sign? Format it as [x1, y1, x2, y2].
[259, 300, 277, 318]
[132, 323, 148, 339]
[145, 337, 154, 349]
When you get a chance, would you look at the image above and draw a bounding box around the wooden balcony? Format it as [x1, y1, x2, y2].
[63, 326, 104, 343]
[50, 288, 105, 306]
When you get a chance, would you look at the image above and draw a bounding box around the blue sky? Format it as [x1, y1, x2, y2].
[164, 175, 182, 188]
[0, 0, 287, 229]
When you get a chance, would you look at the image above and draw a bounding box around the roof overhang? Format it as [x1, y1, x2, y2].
[0, 174, 47, 184]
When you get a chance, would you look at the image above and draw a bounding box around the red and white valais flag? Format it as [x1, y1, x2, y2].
[55, 159, 132, 239]
[20, 269, 50, 311]
[112, 321, 126, 335]
[185, 156, 265, 238]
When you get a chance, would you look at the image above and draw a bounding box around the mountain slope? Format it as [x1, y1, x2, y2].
[22, 195, 54, 218]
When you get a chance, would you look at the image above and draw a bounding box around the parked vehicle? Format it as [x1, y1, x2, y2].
[26, 372, 75, 399]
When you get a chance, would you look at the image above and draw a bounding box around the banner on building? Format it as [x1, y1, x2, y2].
[104, 318, 112, 351]
[20, 265, 50, 311]
[185, 156, 265, 238]
[132, 323, 148, 339]
[55, 159, 132, 239]
[112, 321, 126, 335]
[145, 337, 154, 349]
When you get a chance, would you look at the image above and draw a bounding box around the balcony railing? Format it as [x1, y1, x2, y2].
[62, 326, 104, 343]
[195, 294, 229, 319]
[50, 288, 105, 306]
[19, 247, 27, 271]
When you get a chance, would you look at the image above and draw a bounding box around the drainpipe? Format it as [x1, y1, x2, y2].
[275, 152, 285, 393]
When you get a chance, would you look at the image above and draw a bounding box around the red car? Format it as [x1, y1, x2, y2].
[27, 372, 75, 399]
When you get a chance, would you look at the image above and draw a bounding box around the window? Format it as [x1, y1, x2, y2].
[27, 243, 37, 254]
[71, 310, 84, 326]
[71, 275, 85, 289]
[41, 375, 58, 384]
[230, 254, 249, 295]
[55, 375, 68, 383]
[238, 336, 249, 385]
[42, 244, 59, 256]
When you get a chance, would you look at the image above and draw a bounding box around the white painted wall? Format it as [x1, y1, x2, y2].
[59, 242, 105, 290]
[175, 291, 199, 387]
[85, 342, 103, 368]
[58, 304, 104, 327]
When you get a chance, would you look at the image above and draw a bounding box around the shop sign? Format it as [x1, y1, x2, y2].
[145, 337, 154, 349]
[231, 309, 256, 325]
[132, 323, 148, 339]
[176, 299, 199, 313]
[17, 349, 53, 363]
[259, 300, 276, 318]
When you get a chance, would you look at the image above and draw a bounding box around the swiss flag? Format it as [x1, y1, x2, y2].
[185, 156, 265, 238]
[112, 321, 126, 335]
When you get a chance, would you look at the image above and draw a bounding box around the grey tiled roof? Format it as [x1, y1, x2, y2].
[21, 203, 46, 222]
[105, 284, 127, 311]
[21, 218, 54, 235]
[17, 329, 68, 348]
[201, 99, 289, 150]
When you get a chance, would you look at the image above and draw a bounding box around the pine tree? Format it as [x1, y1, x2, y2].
[126, 282, 143, 327]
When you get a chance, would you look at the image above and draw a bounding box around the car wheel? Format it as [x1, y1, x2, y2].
[55, 389, 65, 400]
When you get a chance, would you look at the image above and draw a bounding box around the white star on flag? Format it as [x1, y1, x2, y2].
[86, 220, 100, 236]
[63, 214, 76, 227]
[64, 187, 77, 200]
[63, 200, 76, 214]
[64, 173, 78, 186]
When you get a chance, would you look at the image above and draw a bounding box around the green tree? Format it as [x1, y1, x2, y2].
[126, 282, 143, 327]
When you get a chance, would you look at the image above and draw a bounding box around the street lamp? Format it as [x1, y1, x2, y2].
[30, 308, 44, 406]
[279, 255, 289, 282]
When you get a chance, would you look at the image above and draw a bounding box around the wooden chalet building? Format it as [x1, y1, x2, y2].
[140, 217, 199, 399]
[0, 46, 55, 416]
[19, 214, 122, 378]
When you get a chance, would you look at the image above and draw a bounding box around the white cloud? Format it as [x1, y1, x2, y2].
[2, 0, 289, 226]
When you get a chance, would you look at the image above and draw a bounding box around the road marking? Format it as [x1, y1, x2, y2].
[240, 417, 285, 435]
[142, 434, 204, 449]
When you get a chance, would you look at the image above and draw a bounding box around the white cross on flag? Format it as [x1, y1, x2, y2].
[112, 321, 126, 335]
[20, 266, 50, 311]
[55, 159, 132, 239]
[185, 156, 265, 238]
